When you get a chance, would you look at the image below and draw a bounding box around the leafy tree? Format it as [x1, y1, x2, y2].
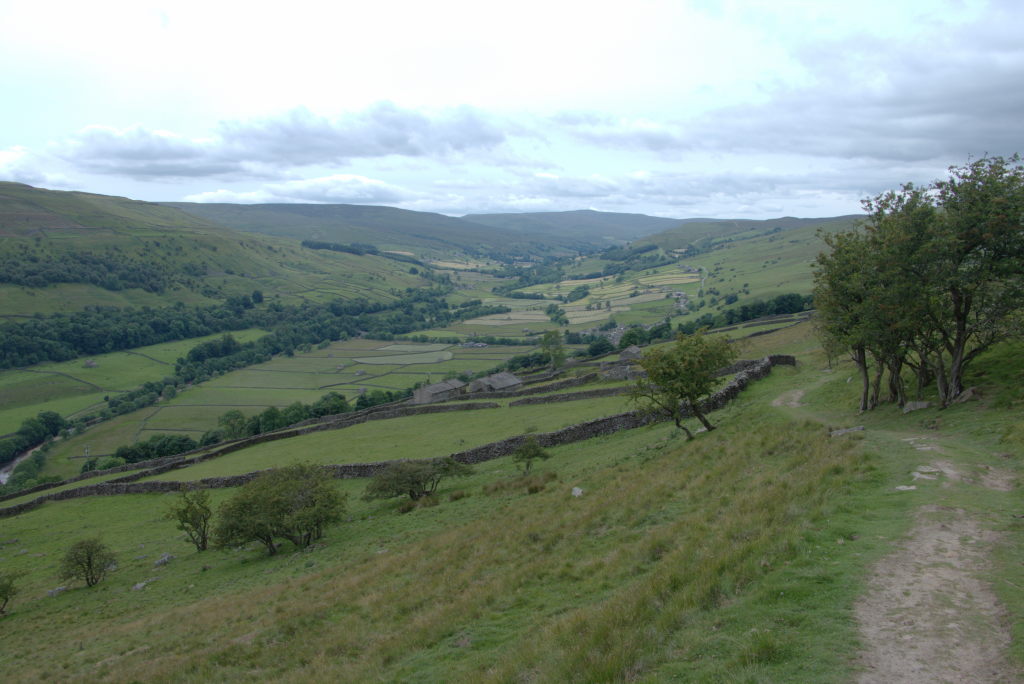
[512, 436, 551, 474]
[539, 330, 566, 370]
[0, 571, 23, 615]
[619, 327, 648, 349]
[60, 538, 116, 588]
[813, 229, 877, 411]
[166, 487, 213, 552]
[363, 457, 473, 502]
[630, 331, 737, 439]
[214, 463, 346, 555]
[587, 337, 615, 357]
[815, 156, 1024, 409]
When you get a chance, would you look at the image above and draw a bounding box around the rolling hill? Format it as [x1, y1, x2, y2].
[0, 183, 431, 316]
[463, 208, 685, 243]
[637, 214, 863, 252]
[164, 202, 596, 259]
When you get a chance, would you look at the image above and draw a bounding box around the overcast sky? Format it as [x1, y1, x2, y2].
[1, 0, 1020, 219]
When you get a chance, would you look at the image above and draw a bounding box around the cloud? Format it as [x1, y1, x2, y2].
[553, 11, 1024, 165]
[0, 146, 70, 187]
[54, 103, 508, 180]
[184, 174, 416, 204]
[218, 103, 505, 165]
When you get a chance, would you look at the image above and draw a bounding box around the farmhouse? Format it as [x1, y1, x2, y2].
[467, 371, 523, 394]
[411, 378, 467, 404]
[619, 345, 642, 361]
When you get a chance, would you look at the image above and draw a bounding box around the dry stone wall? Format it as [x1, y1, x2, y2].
[452, 372, 598, 400]
[509, 386, 630, 406]
[0, 356, 795, 519]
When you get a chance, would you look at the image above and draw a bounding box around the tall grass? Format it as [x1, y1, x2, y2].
[0, 410, 869, 682]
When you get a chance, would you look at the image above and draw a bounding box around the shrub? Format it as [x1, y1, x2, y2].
[60, 538, 116, 588]
[512, 436, 551, 474]
[166, 487, 213, 552]
[364, 457, 473, 502]
[214, 463, 346, 555]
[0, 571, 23, 614]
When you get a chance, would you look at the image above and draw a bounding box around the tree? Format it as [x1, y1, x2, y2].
[0, 571, 23, 615]
[363, 457, 473, 502]
[214, 463, 346, 555]
[587, 337, 615, 357]
[630, 331, 737, 439]
[815, 156, 1024, 409]
[512, 436, 551, 474]
[619, 327, 647, 349]
[539, 330, 566, 370]
[166, 487, 213, 552]
[60, 538, 116, 588]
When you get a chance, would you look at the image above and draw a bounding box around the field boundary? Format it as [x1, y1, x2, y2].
[0, 356, 794, 518]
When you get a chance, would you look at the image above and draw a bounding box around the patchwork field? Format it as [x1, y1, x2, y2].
[0, 329, 268, 435]
[36, 338, 541, 480]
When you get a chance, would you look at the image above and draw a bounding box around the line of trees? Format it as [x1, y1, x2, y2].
[0, 411, 66, 469]
[814, 156, 1024, 410]
[0, 283, 468, 369]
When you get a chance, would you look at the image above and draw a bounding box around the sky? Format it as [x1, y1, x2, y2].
[1, 0, 1021, 219]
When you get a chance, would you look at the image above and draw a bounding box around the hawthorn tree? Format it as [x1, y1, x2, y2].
[60, 538, 116, 588]
[630, 331, 737, 439]
[512, 436, 551, 474]
[815, 155, 1024, 409]
[0, 571, 22, 615]
[214, 463, 346, 555]
[363, 457, 473, 502]
[539, 330, 566, 370]
[166, 487, 213, 551]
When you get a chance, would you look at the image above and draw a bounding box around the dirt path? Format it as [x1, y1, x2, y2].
[771, 377, 1020, 682]
[855, 504, 1017, 683]
[852, 442, 1020, 683]
[771, 388, 804, 407]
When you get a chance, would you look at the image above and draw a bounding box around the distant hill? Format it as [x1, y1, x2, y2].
[464, 209, 684, 243]
[165, 202, 594, 259]
[637, 215, 864, 252]
[0, 183, 429, 316]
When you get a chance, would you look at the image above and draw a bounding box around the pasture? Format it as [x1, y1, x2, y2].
[37, 338, 541, 480]
[0, 329, 268, 435]
[0, 334, 918, 682]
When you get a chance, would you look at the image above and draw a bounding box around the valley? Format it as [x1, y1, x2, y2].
[0, 181, 1021, 682]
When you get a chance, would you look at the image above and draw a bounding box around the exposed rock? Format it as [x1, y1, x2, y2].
[953, 387, 981, 404]
[895, 485, 917, 491]
[48, 586, 66, 597]
[571, 487, 583, 497]
[903, 401, 930, 413]
[831, 426, 865, 437]
[154, 553, 175, 567]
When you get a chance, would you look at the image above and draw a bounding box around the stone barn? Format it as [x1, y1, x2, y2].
[467, 372, 523, 394]
[411, 378, 467, 404]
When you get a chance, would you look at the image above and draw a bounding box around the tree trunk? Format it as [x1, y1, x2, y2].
[692, 408, 716, 434]
[886, 356, 905, 407]
[869, 364, 883, 410]
[853, 345, 869, 412]
[672, 415, 694, 440]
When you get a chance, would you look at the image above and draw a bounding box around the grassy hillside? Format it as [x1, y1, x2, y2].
[464, 209, 684, 244]
[165, 202, 594, 260]
[0, 183, 432, 316]
[639, 214, 862, 253]
[0, 324, 1021, 681]
[34, 339, 543, 481]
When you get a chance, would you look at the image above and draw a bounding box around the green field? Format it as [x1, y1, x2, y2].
[139, 394, 632, 483]
[35, 338, 541, 480]
[0, 329, 268, 435]
[2, 324, 1020, 681]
